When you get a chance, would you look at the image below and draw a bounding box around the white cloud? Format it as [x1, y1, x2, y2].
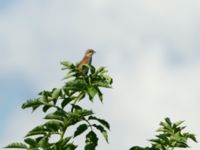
[2, 109, 43, 149]
[1, 0, 200, 149]
[108, 50, 200, 149]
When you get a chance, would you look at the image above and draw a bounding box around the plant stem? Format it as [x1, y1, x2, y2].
[84, 118, 93, 131]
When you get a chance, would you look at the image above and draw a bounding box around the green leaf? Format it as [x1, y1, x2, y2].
[96, 66, 106, 74]
[185, 133, 198, 142]
[92, 80, 112, 88]
[25, 130, 47, 137]
[175, 120, 184, 127]
[5, 143, 28, 149]
[63, 109, 93, 127]
[85, 131, 98, 150]
[90, 65, 96, 74]
[44, 120, 63, 132]
[41, 94, 48, 103]
[102, 131, 108, 143]
[61, 61, 72, 66]
[39, 90, 51, 96]
[74, 124, 88, 137]
[25, 125, 47, 137]
[87, 86, 97, 101]
[65, 143, 77, 150]
[61, 97, 72, 108]
[129, 146, 148, 150]
[74, 92, 86, 104]
[44, 112, 64, 121]
[63, 73, 76, 80]
[60, 61, 76, 71]
[89, 116, 110, 130]
[64, 79, 87, 91]
[164, 117, 172, 126]
[71, 104, 83, 111]
[84, 144, 96, 150]
[35, 136, 44, 143]
[42, 105, 52, 112]
[24, 138, 37, 147]
[93, 124, 108, 143]
[175, 142, 189, 148]
[52, 88, 61, 99]
[61, 137, 72, 147]
[38, 136, 49, 148]
[96, 87, 103, 102]
[21, 99, 43, 110]
[190, 134, 198, 142]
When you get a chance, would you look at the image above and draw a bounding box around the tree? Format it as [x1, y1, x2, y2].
[5, 60, 197, 150]
[129, 118, 197, 150]
[5, 61, 112, 150]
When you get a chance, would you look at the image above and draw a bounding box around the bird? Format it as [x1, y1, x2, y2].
[77, 49, 96, 75]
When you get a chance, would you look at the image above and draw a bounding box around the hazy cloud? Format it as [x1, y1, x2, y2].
[1, 1, 200, 149]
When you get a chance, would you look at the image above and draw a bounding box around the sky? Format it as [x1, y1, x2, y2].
[0, 0, 200, 149]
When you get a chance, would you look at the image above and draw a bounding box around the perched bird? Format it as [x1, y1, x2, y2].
[77, 49, 96, 75]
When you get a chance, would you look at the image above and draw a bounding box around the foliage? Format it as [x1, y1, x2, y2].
[5, 61, 112, 150]
[129, 118, 197, 150]
[5, 60, 197, 150]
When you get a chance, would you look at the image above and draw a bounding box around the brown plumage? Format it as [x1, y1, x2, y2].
[78, 49, 96, 74]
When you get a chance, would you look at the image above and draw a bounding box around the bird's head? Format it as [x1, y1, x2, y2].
[85, 49, 96, 57]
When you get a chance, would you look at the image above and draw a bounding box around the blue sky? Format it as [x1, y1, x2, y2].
[0, 72, 35, 137]
[0, 1, 200, 150]
[0, 0, 14, 11]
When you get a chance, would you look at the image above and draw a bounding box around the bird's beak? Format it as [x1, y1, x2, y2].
[93, 50, 96, 53]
